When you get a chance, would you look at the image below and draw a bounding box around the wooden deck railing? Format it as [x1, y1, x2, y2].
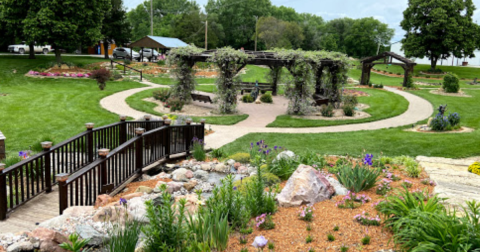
[0, 117, 165, 220]
[57, 121, 205, 214]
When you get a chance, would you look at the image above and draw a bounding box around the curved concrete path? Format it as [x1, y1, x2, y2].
[100, 81, 434, 149]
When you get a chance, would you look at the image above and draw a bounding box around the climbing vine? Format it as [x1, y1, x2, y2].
[167, 45, 203, 103]
[266, 66, 283, 96]
[208, 47, 252, 114]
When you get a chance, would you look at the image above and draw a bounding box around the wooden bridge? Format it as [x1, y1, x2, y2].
[0, 117, 204, 233]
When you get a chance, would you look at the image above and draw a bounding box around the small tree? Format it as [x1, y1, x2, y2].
[90, 68, 111, 90]
[167, 46, 203, 103]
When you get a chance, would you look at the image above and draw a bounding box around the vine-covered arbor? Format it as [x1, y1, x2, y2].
[360, 52, 417, 87]
[167, 47, 349, 115]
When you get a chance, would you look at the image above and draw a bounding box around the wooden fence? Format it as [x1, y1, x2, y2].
[57, 122, 204, 214]
[110, 59, 143, 81]
[0, 117, 169, 220]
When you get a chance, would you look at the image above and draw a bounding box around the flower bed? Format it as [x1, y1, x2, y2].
[27, 70, 90, 78]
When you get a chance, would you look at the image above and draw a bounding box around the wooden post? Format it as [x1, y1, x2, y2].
[119, 115, 127, 145]
[164, 120, 171, 159]
[56, 173, 69, 215]
[135, 128, 144, 175]
[200, 119, 206, 140]
[186, 118, 192, 155]
[140, 71, 143, 81]
[86, 123, 95, 163]
[0, 163, 7, 220]
[42, 142, 53, 193]
[98, 149, 109, 193]
[144, 115, 151, 132]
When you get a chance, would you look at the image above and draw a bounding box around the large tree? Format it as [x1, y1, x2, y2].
[322, 17, 355, 54]
[22, 0, 111, 62]
[344, 17, 394, 58]
[401, 0, 478, 70]
[101, 0, 131, 59]
[205, 0, 272, 49]
[257, 16, 304, 49]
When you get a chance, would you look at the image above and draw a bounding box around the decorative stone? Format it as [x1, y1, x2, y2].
[427, 117, 433, 127]
[172, 168, 192, 182]
[193, 170, 209, 181]
[62, 206, 94, 218]
[134, 186, 153, 194]
[141, 174, 152, 181]
[226, 159, 235, 166]
[184, 179, 198, 191]
[92, 206, 132, 224]
[274, 150, 296, 162]
[167, 181, 183, 194]
[237, 166, 248, 174]
[6, 241, 33, 252]
[326, 177, 349, 196]
[153, 181, 167, 193]
[234, 162, 241, 170]
[214, 163, 228, 173]
[175, 194, 203, 214]
[277, 164, 335, 207]
[94, 194, 112, 208]
[75, 225, 105, 246]
[30, 227, 68, 252]
[201, 164, 211, 171]
[153, 172, 171, 180]
[192, 165, 201, 171]
[38, 215, 70, 230]
[122, 192, 144, 201]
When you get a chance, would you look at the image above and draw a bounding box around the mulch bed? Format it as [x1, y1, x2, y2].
[343, 89, 369, 97]
[226, 162, 434, 252]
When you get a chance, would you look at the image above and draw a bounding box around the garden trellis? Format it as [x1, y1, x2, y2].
[168, 46, 350, 114]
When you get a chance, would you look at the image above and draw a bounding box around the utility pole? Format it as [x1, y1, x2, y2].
[254, 16, 258, 51]
[205, 20, 208, 50]
[150, 0, 153, 35]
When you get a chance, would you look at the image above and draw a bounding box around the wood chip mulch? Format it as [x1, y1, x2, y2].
[226, 165, 435, 252]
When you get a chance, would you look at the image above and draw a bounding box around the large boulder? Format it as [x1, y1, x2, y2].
[75, 225, 105, 247]
[193, 170, 209, 181]
[277, 164, 335, 207]
[201, 164, 211, 171]
[6, 241, 34, 252]
[167, 181, 183, 194]
[30, 227, 68, 252]
[174, 194, 204, 215]
[184, 179, 198, 191]
[135, 186, 153, 194]
[214, 163, 228, 173]
[92, 206, 132, 224]
[171, 168, 192, 182]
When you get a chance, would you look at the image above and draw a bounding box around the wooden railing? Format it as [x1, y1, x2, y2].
[110, 59, 143, 81]
[57, 121, 205, 214]
[0, 117, 165, 220]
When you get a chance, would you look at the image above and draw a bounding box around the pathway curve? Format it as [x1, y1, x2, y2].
[100, 81, 434, 149]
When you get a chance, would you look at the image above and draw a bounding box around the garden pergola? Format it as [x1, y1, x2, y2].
[128, 35, 188, 61]
[360, 51, 417, 87]
[185, 50, 343, 100]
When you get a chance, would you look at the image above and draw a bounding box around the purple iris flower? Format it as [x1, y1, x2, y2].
[233, 186, 237, 190]
[252, 236, 268, 249]
[274, 146, 277, 150]
[363, 154, 373, 166]
[119, 198, 127, 205]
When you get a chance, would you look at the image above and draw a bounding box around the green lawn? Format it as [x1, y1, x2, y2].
[267, 88, 409, 127]
[373, 63, 480, 80]
[221, 89, 480, 158]
[125, 88, 249, 125]
[0, 55, 145, 154]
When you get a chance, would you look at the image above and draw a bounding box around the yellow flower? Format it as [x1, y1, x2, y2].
[468, 162, 480, 175]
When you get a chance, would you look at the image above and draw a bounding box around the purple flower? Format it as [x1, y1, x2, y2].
[119, 198, 127, 205]
[233, 186, 237, 190]
[252, 236, 268, 249]
[274, 146, 277, 150]
[256, 142, 260, 146]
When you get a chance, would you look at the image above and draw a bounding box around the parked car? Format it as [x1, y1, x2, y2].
[139, 49, 159, 61]
[8, 42, 51, 54]
[112, 47, 140, 61]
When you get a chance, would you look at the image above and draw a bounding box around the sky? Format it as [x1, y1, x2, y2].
[124, 0, 480, 43]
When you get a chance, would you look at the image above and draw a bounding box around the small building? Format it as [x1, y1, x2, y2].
[391, 41, 480, 66]
[87, 41, 117, 55]
[129, 36, 188, 54]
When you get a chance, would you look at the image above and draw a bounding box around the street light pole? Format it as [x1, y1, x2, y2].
[205, 20, 208, 50]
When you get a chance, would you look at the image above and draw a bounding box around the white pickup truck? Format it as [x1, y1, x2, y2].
[8, 43, 52, 54]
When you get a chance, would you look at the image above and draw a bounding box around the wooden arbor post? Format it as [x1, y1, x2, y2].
[401, 64, 415, 87]
[360, 63, 373, 85]
[268, 65, 282, 96]
[314, 64, 325, 96]
[328, 64, 341, 105]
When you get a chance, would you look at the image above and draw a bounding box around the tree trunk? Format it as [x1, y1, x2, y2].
[430, 56, 438, 70]
[103, 41, 109, 59]
[55, 47, 62, 63]
[28, 43, 35, 59]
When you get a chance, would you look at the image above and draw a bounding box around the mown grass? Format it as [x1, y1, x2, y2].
[267, 88, 409, 127]
[125, 88, 248, 125]
[373, 63, 480, 80]
[0, 55, 145, 154]
[221, 89, 480, 158]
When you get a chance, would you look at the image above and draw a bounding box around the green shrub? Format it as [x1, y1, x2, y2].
[404, 159, 422, 178]
[113, 74, 123, 80]
[233, 172, 281, 190]
[297, 151, 327, 168]
[443, 73, 460, 93]
[192, 137, 206, 161]
[327, 233, 335, 241]
[242, 94, 254, 103]
[228, 153, 250, 163]
[244, 161, 278, 216]
[260, 94, 273, 103]
[426, 75, 431, 78]
[106, 205, 143, 252]
[380, 156, 392, 165]
[165, 97, 184, 112]
[124, 59, 131, 65]
[211, 148, 226, 159]
[448, 112, 461, 127]
[153, 89, 170, 102]
[59, 233, 89, 252]
[268, 157, 297, 180]
[373, 84, 384, 88]
[392, 155, 415, 165]
[343, 95, 358, 106]
[115, 65, 125, 71]
[361, 235, 371, 245]
[343, 104, 355, 117]
[336, 164, 381, 192]
[389, 71, 393, 74]
[396, 72, 401, 75]
[320, 104, 334, 117]
[157, 60, 166, 66]
[143, 185, 189, 251]
[187, 208, 230, 251]
[90, 68, 111, 90]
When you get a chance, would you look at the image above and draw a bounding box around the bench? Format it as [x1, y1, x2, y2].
[311, 94, 329, 107]
[191, 93, 213, 103]
[469, 78, 478, 85]
[239, 82, 273, 95]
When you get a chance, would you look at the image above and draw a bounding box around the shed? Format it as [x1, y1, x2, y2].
[128, 36, 188, 61]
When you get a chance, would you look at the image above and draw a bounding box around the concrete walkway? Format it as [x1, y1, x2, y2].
[100, 81, 434, 149]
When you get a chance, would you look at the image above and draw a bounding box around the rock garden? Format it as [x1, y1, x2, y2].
[2, 139, 479, 252]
